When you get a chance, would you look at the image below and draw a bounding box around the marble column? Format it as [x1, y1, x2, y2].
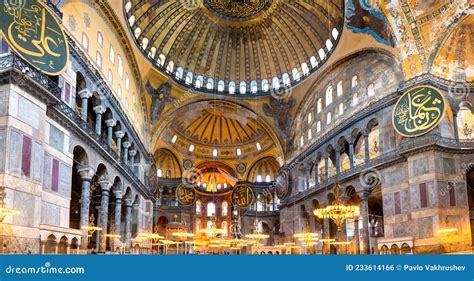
[453, 111, 459, 141]
[314, 161, 319, 185]
[93, 105, 106, 135]
[354, 218, 360, 254]
[358, 190, 371, 254]
[105, 119, 116, 147]
[324, 154, 329, 180]
[98, 178, 112, 253]
[363, 129, 370, 163]
[115, 131, 124, 159]
[78, 167, 94, 249]
[78, 89, 92, 121]
[114, 190, 123, 241]
[124, 199, 133, 248]
[335, 145, 341, 175]
[349, 140, 355, 169]
[323, 218, 330, 254]
[122, 141, 131, 165]
[129, 150, 137, 168]
[157, 187, 163, 206]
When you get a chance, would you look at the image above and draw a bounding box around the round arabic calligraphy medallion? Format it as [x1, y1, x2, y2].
[203, 0, 273, 21]
[230, 183, 254, 209]
[176, 184, 197, 206]
[0, 0, 69, 75]
[392, 85, 446, 138]
[275, 170, 289, 199]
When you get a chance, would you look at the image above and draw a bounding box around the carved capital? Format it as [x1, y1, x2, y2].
[105, 119, 116, 127]
[93, 105, 106, 114]
[357, 189, 371, 201]
[77, 166, 95, 181]
[79, 89, 92, 99]
[122, 141, 131, 149]
[115, 130, 124, 139]
[129, 149, 137, 157]
[98, 179, 112, 192]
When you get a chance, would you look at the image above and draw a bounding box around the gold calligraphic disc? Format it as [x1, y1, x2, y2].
[275, 170, 289, 199]
[176, 184, 197, 206]
[392, 85, 446, 138]
[230, 183, 254, 209]
[0, 0, 69, 75]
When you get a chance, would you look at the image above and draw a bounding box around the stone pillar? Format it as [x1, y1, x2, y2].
[358, 190, 371, 254]
[78, 89, 92, 121]
[66, 243, 71, 255]
[124, 199, 133, 248]
[105, 119, 116, 147]
[93, 105, 106, 135]
[335, 145, 341, 175]
[122, 141, 131, 165]
[98, 178, 112, 253]
[349, 140, 355, 169]
[114, 190, 123, 240]
[129, 150, 137, 167]
[453, 111, 459, 141]
[363, 130, 370, 163]
[115, 131, 124, 159]
[324, 154, 329, 180]
[157, 187, 163, 206]
[314, 161, 319, 184]
[354, 218, 360, 254]
[78, 167, 94, 249]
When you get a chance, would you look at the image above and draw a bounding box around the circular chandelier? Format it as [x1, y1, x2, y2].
[313, 182, 360, 230]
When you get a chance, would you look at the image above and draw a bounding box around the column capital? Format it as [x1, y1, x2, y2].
[129, 149, 137, 157]
[77, 166, 95, 181]
[105, 119, 116, 127]
[115, 130, 125, 139]
[124, 198, 133, 207]
[79, 89, 92, 99]
[113, 189, 123, 199]
[93, 105, 106, 114]
[357, 189, 371, 201]
[122, 141, 131, 149]
[98, 179, 112, 191]
[362, 129, 370, 137]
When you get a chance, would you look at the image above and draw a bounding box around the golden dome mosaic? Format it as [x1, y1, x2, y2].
[124, 0, 345, 96]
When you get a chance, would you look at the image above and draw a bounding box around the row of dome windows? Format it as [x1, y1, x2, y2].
[171, 135, 262, 155]
[195, 201, 227, 217]
[299, 78, 376, 148]
[127, 9, 339, 94]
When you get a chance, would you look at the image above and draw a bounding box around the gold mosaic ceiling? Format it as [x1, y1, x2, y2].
[124, 0, 345, 95]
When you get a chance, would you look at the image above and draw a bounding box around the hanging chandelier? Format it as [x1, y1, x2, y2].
[0, 188, 19, 223]
[199, 216, 225, 237]
[245, 219, 269, 240]
[313, 182, 359, 230]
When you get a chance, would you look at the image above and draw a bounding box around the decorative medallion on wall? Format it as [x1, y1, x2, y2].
[0, 0, 69, 75]
[183, 159, 193, 170]
[236, 163, 246, 175]
[148, 164, 158, 194]
[176, 184, 197, 206]
[275, 170, 289, 199]
[230, 183, 254, 209]
[392, 85, 446, 137]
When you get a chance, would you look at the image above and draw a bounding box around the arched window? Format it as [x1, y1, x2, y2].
[126, 76, 130, 90]
[195, 219, 201, 232]
[221, 221, 228, 233]
[292, 68, 300, 81]
[117, 86, 122, 98]
[117, 56, 123, 78]
[367, 83, 375, 97]
[332, 28, 339, 40]
[317, 121, 321, 132]
[261, 79, 269, 91]
[108, 70, 113, 84]
[317, 98, 322, 113]
[141, 37, 149, 49]
[128, 15, 135, 26]
[308, 128, 312, 139]
[325, 39, 333, 51]
[166, 61, 174, 73]
[228, 81, 236, 94]
[300, 136, 304, 147]
[352, 75, 358, 88]
[97, 32, 103, 46]
[239, 81, 247, 94]
[318, 48, 326, 60]
[283, 73, 291, 86]
[206, 78, 214, 90]
[158, 54, 166, 66]
[339, 103, 344, 115]
[157, 169, 162, 177]
[353, 93, 359, 106]
[265, 174, 271, 182]
[257, 174, 263, 182]
[222, 201, 228, 216]
[307, 112, 312, 124]
[196, 200, 201, 215]
[81, 33, 89, 51]
[251, 80, 258, 93]
[337, 81, 343, 97]
[217, 80, 225, 92]
[327, 112, 332, 125]
[326, 86, 333, 106]
[96, 52, 102, 68]
[257, 195, 264, 211]
[149, 47, 157, 58]
[207, 202, 216, 217]
[134, 27, 141, 38]
[272, 77, 280, 90]
[301, 63, 309, 76]
[195, 76, 203, 88]
[310, 56, 318, 68]
[175, 67, 183, 80]
[125, 2, 132, 13]
[185, 72, 193, 85]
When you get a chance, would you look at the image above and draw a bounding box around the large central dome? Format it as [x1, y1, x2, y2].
[124, 0, 344, 96]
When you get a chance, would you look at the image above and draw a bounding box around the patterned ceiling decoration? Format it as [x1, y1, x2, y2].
[123, 0, 345, 95]
[432, 14, 474, 81]
[247, 156, 281, 182]
[154, 148, 182, 178]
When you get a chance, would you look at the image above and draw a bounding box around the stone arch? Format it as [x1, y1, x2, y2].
[154, 148, 182, 179]
[44, 234, 57, 254]
[58, 236, 68, 254]
[247, 156, 280, 183]
[70, 146, 90, 230]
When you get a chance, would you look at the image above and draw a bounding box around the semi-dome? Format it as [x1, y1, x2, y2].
[124, 0, 345, 96]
